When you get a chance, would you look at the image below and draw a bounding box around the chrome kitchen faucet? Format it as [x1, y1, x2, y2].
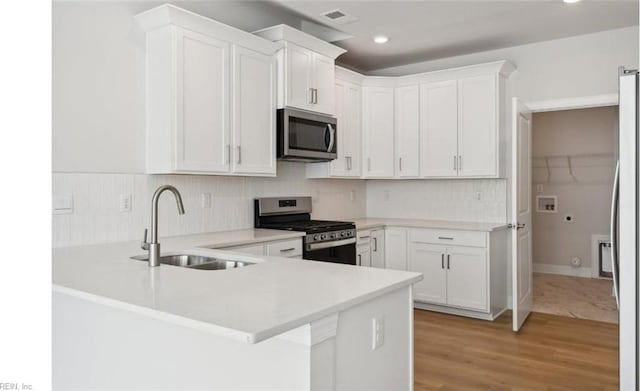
[141, 185, 185, 267]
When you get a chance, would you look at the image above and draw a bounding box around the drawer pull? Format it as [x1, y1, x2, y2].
[438, 236, 454, 240]
[280, 247, 296, 252]
[358, 235, 371, 239]
[447, 254, 451, 269]
[441, 253, 444, 269]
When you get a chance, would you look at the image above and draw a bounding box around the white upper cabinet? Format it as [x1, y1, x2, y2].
[174, 28, 230, 173]
[420, 80, 458, 177]
[457, 74, 498, 177]
[254, 25, 346, 116]
[363, 87, 395, 178]
[329, 79, 361, 177]
[136, 5, 279, 176]
[394, 85, 420, 177]
[231, 46, 276, 175]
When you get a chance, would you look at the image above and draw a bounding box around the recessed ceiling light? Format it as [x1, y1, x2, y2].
[373, 35, 389, 44]
[563, 0, 580, 3]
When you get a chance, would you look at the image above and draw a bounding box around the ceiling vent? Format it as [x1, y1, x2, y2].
[321, 9, 358, 25]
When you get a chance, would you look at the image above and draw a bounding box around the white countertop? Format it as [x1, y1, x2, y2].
[350, 218, 508, 232]
[53, 228, 422, 344]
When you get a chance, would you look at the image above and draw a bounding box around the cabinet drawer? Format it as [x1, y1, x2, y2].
[357, 230, 372, 245]
[410, 228, 486, 248]
[223, 243, 265, 255]
[266, 239, 303, 257]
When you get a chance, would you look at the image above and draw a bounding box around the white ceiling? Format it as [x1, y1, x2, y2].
[273, 1, 639, 72]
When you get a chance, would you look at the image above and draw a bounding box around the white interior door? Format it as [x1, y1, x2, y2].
[511, 97, 533, 332]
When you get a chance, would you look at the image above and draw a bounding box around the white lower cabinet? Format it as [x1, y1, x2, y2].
[408, 243, 448, 305]
[222, 238, 302, 259]
[408, 227, 507, 320]
[357, 245, 372, 267]
[384, 228, 407, 271]
[371, 229, 385, 268]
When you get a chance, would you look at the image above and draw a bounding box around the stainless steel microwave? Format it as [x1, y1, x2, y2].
[277, 108, 337, 162]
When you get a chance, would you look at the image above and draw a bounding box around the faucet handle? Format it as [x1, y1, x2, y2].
[141, 228, 149, 250]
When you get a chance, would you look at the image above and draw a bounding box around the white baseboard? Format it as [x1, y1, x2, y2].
[533, 263, 593, 278]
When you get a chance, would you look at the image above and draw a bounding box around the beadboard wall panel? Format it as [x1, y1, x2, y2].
[366, 179, 507, 223]
[53, 163, 366, 248]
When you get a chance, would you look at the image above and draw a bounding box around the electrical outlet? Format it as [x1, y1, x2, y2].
[53, 194, 73, 214]
[474, 191, 482, 201]
[536, 184, 544, 193]
[372, 316, 384, 350]
[201, 193, 212, 208]
[119, 194, 132, 212]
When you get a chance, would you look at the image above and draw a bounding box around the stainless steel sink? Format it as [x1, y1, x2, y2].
[131, 254, 254, 270]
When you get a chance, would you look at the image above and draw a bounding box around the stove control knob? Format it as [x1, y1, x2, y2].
[313, 235, 319, 241]
[340, 232, 346, 238]
[320, 234, 327, 240]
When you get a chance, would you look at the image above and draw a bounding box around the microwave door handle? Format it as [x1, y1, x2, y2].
[327, 124, 335, 153]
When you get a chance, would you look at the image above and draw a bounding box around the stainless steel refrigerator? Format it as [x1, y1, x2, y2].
[612, 67, 638, 389]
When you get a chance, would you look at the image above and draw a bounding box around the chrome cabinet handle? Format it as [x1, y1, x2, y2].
[453, 155, 457, 170]
[347, 156, 352, 170]
[314, 88, 318, 104]
[399, 157, 403, 172]
[447, 254, 450, 269]
[358, 235, 370, 239]
[309, 88, 314, 104]
[280, 247, 296, 252]
[358, 254, 362, 266]
[236, 146, 241, 164]
[441, 253, 444, 269]
[327, 124, 335, 153]
[438, 236, 454, 240]
[373, 237, 378, 252]
[610, 160, 620, 308]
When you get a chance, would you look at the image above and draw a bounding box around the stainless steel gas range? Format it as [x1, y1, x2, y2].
[254, 196, 356, 265]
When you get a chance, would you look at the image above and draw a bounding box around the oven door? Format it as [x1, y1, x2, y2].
[303, 238, 356, 265]
[278, 108, 337, 161]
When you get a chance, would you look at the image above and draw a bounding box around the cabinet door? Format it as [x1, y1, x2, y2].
[363, 87, 394, 178]
[357, 245, 372, 267]
[419, 80, 458, 177]
[371, 229, 385, 268]
[457, 75, 497, 177]
[330, 81, 348, 176]
[330, 80, 362, 177]
[231, 46, 276, 175]
[384, 228, 407, 271]
[285, 43, 313, 111]
[395, 85, 420, 177]
[312, 53, 335, 115]
[446, 246, 488, 311]
[175, 27, 230, 173]
[408, 243, 447, 304]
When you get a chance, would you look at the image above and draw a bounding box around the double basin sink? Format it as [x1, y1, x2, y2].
[131, 253, 255, 271]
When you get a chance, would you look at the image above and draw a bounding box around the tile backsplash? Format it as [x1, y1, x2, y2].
[52, 162, 366, 248]
[53, 164, 508, 248]
[366, 179, 507, 222]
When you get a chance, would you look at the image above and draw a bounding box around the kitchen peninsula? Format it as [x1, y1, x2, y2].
[53, 229, 421, 390]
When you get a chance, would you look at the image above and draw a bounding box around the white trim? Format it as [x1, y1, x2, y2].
[527, 94, 618, 113]
[413, 301, 499, 321]
[276, 313, 339, 346]
[591, 234, 612, 279]
[253, 24, 346, 59]
[532, 263, 593, 278]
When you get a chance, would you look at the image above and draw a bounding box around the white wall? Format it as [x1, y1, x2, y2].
[531, 107, 617, 271]
[370, 26, 639, 104]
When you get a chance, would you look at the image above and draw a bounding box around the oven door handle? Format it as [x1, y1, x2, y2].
[306, 237, 356, 251]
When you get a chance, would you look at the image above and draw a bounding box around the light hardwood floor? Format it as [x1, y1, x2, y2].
[414, 309, 618, 390]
